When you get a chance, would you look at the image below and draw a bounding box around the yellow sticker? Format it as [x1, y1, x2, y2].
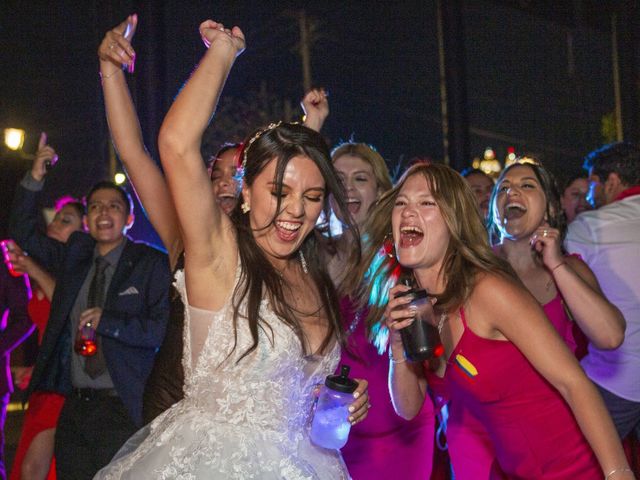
[455, 353, 478, 378]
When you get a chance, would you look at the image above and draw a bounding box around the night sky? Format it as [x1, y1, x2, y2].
[0, 1, 618, 245]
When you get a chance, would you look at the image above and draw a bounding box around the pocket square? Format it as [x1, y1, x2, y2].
[118, 286, 139, 296]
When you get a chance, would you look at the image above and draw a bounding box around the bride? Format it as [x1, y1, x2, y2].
[95, 18, 369, 479]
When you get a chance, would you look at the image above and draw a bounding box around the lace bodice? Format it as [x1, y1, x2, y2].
[178, 268, 340, 435]
[95, 265, 347, 479]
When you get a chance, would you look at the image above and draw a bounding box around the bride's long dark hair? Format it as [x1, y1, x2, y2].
[228, 123, 360, 362]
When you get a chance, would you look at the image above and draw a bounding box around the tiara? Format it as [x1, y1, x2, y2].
[240, 120, 304, 173]
[241, 121, 284, 173]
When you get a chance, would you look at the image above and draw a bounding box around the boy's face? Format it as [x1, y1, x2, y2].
[84, 188, 132, 248]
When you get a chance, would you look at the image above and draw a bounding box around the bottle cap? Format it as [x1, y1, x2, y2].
[325, 365, 358, 393]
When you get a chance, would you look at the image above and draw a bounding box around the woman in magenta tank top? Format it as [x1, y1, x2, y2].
[345, 163, 634, 480]
[443, 292, 591, 480]
[442, 160, 624, 479]
[488, 161, 623, 356]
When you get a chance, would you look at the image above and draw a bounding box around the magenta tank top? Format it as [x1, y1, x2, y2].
[444, 307, 600, 479]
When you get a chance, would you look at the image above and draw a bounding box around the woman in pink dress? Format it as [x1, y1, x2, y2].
[441, 160, 626, 479]
[347, 162, 633, 479]
[324, 143, 434, 479]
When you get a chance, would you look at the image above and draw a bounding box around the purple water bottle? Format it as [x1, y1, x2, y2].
[310, 365, 358, 449]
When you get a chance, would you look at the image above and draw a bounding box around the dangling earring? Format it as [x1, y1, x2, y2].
[298, 250, 308, 274]
[383, 233, 396, 259]
[241, 202, 251, 214]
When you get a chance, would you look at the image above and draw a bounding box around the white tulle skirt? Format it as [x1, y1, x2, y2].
[93, 399, 350, 479]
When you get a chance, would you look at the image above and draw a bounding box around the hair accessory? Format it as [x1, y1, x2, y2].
[514, 156, 541, 166]
[241, 201, 250, 214]
[233, 142, 244, 168]
[299, 250, 308, 274]
[383, 233, 396, 259]
[241, 121, 303, 174]
[242, 121, 284, 173]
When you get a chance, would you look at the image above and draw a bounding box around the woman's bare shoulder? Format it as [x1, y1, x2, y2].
[470, 271, 533, 315]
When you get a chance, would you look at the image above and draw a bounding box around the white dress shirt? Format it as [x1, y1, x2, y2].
[565, 193, 640, 401]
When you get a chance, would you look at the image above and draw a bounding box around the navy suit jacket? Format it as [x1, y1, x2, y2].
[10, 184, 170, 426]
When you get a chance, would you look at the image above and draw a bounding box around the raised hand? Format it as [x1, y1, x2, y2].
[301, 88, 329, 132]
[98, 14, 137, 74]
[5, 245, 34, 276]
[1, 239, 27, 276]
[31, 132, 58, 181]
[198, 19, 245, 56]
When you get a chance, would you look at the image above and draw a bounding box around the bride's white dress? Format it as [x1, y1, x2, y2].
[94, 267, 349, 479]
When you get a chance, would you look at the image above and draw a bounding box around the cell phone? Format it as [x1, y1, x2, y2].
[44, 154, 58, 172]
[1, 240, 22, 277]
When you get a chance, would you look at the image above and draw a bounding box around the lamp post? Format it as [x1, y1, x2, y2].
[1, 128, 32, 239]
[4, 128, 25, 151]
[2, 128, 34, 160]
[114, 172, 126, 185]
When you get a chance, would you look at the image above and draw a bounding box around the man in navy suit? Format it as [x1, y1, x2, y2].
[9, 142, 170, 479]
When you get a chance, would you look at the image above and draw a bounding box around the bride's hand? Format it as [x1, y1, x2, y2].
[198, 19, 245, 57]
[348, 378, 370, 425]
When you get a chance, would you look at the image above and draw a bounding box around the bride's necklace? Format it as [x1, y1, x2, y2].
[275, 250, 309, 278]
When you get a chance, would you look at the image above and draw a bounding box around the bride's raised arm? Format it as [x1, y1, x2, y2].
[158, 20, 245, 310]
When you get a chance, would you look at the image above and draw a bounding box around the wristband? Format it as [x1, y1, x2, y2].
[99, 68, 122, 82]
[605, 467, 632, 479]
[389, 349, 407, 364]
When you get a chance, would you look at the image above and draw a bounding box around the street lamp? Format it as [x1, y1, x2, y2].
[504, 146, 517, 168]
[478, 147, 502, 177]
[4, 128, 25, 151]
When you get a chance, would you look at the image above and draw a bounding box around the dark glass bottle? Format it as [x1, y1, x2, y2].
[395, 276, 441, 361]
